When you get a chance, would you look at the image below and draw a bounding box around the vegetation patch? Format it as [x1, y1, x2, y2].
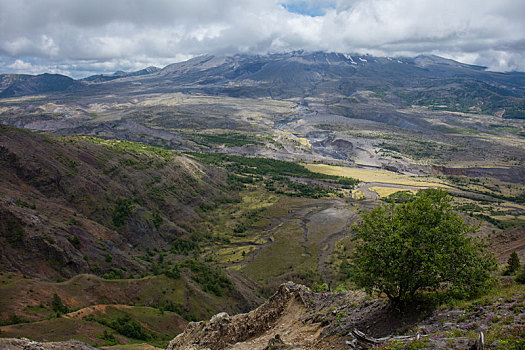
[370, 187, 417, 198]
[178, 259, 233, 297]
[304, 163, 447, 188]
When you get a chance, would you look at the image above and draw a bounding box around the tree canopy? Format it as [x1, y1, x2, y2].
[350, 189, 495, 304]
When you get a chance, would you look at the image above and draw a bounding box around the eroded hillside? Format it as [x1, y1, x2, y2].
[0, 124, 238, 279]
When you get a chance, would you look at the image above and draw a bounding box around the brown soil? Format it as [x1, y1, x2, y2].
[63, 304, 135, 319]
[489, 226, 525, 263]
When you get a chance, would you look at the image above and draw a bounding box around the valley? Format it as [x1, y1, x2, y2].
[1, 52, 525, 349]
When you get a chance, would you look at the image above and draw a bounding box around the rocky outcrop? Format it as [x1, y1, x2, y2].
[165, 282, 310, 350]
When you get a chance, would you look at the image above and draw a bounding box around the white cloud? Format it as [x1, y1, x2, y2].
[7, 59, 33, 70]
[5, 58, 72, 76]
[0, 0, 524, 77]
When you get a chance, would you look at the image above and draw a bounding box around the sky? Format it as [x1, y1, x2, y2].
[0, 0, 524, 78]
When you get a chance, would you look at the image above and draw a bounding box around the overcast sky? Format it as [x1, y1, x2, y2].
[1, 0, 524, 78]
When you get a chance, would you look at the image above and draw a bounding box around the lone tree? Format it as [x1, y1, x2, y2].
[504, 251, 520, 275]
[350, 189, 495, 304]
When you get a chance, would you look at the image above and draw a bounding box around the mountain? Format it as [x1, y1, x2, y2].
[0, 74, 32, 92]
[2, 52, 525, 118]
[0, 73, 80, 98]
[115, 51, 523, 118]
[82, 66, 160, 83]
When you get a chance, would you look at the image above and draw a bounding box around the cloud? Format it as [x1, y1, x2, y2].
[7, 59, 33, 71]
[0, 0, 524, 77]
[3, 58, 72, 76]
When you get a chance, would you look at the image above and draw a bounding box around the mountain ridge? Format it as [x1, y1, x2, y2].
[3, 51, 522, 119]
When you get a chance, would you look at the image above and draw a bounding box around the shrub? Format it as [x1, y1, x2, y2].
[68, 234, 81, 249]
[112, 198, 133, 227]
[312, 282, 329, 293]
[180, 259, 232, 296]
[515, 266, 525, 284]
[100, 314, 150, 340]
[504, 251, 521, 275]
[52, 293, 68, 314]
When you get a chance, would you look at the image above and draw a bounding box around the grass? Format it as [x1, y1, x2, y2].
[0, 271, 256, 346]
[0, 317, 109, 345]
[200, 188, 293, 269]
[369, 187, 418, 198]
[243, 219, 312, 283]
[240, 196, 328, 285]
[0, 273, 240, 327]
[304, 164, 449, 188]
[81, 305, 185, 342]
[78, 136, 177, 161]
[305, 207, 349, 248]
[182, 132, 262, 147]
[102, 344, 161, 350]
[214, 246, 255, 264]
[442, 283, 525, 309]
[351, 189, 366, 200]
[0, 305, 184, 348]
[296, 137, 311, 149]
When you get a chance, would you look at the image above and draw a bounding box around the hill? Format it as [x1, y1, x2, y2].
[0, 73, 80, 98]
[82, 67, 161, 83]
[0, 125, 265, 347]
[0, 124, 239, 279]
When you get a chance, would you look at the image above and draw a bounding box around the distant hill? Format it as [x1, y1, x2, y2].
[0, 73, 79, 98]
[0, 73, 32, 92]
[112, 51, 525, 118]
[82, 66, 160, 83]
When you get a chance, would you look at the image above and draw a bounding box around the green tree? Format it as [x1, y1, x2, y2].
[52, 293, 68, 314]
[112, 198, 133, 227]
[504, 251, 520, 275]
[350, 189, 495, 304]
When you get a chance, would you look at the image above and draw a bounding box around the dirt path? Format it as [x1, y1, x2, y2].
[63, 304, 134, 319]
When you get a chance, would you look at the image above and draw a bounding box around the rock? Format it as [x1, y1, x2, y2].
[165, 282, 310, 350]
[263, 334, 293, 349]
[210, 312, 229, 323]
